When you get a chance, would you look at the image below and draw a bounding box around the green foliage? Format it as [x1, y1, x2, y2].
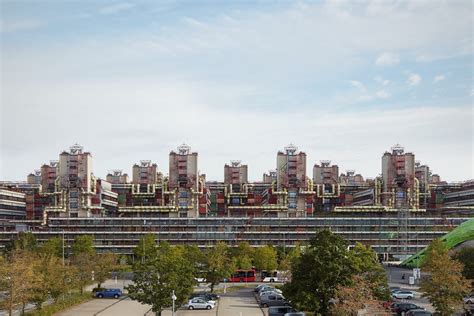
[32, 255, 73, 309]
[39, 237, 63, 259]
[3, 232, 38, 254]
[283, 230, 354, 315]
[71, 235, 95, 257]
[133, 234, 157, 264]
[71, 236, 96, 295]
[351, 242, 390, 301]
[420, 239, 471, 315]
[454, 247, 474, 283]
[94, 253, 118, 289]
[252, 245, 278, 272]
[127, 242, 195, 316]
[231, 242, 254, 270]
[204, 241, 234, 292]
[0, 250, 41, 316]
[26, 292, 92, 316]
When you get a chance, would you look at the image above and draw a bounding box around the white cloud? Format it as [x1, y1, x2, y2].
[374, 76, 390, 86]
[375, 52, 400, 66]
[408, 73, 422, 86]
[433, 74, 445, 83]
[376, 90, 391, 99]
[0, 20, 45, 33]
[350, 80, 366, 91]
[2, 1, 473, 181]
[99, 3, 135, 15]
[2, 78, 472, 182]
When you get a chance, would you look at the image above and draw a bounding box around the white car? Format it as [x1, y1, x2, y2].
[392, 290, 414, 299]
[464, 294, 474, 304]
[187, 298, 215, 310]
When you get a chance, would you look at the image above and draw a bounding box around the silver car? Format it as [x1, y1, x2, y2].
[187, 298, 215, 310]
[392, 290, 415, 299]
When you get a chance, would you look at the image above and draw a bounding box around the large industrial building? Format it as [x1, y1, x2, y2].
[0, 143, 472, 259]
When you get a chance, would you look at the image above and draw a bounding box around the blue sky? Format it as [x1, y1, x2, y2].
[1, 0, 473, 182]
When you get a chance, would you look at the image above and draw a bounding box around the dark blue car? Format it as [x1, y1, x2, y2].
[95, 288, 123, 299]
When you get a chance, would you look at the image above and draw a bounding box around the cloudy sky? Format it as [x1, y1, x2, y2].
[1, 0, 473, 182]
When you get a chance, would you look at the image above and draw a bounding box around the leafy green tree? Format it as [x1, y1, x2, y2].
[183, 244, 205, 279]
[71, 235, 96, 295]
[3, 232, 38, 254]
[283, 230, 354, 315]
[71, 235, 95, 256]
[278, 243, 302, 275]
[0, 250, 41, 316]
[420, 239, 471, 315]
[39, 237, 63, 259]
[127, 242, 195, 316]
[454, 247, 474, 284]
[328, 243, 390, 315]
[253, 245, 278, 272]
[94, 253, 118, 289]
[231, 242, 254, 270]
[204, 241, 234, 292]
[32, 255, 72, 309]
[133, 234, 157, 264]
[351, 242, 390, 301]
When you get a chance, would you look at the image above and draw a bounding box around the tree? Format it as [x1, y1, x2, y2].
[420, 239, 471, 315]
[94, 253, 118, 289]
[133, 234, 157, 264]
[71, 235, 95, 256]
[3, 232, 38, 254]
[350, 242, 390, 301]
[39, 237, 63, 259]
[204, 241, 234, 292]
[127, 242, 195, 316]
[454, 247, 474, 284]
[0, 250, 41, 316]
[183, 244, 205, 279]
[328, 243, 390, 315]
[231, 242, 254, 270]
[283, 230, 354, 315]
[253, 245, 278, 272]
[71, 235, 96, 295]
[32, 255, 72, 309]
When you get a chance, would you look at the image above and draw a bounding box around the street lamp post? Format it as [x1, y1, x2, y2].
[62, 230, 65, 266]
[171, 290, 177, 316]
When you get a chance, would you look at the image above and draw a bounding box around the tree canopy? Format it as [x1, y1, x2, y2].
[420, 239, 471, 315]
[127, 242, 194, 316]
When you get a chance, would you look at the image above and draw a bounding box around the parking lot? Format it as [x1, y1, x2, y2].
[57, 287, 264, 316]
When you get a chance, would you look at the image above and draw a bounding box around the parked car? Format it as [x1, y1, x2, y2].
[259, 289, 283, 297]
[406, 309, 432, 316]
[189, 292, 219, 301]
[187, 298, 215, 310]
[258, 285, 279, 294]
[392, 303, 422, 315]
[255, 284, 266, 292]
[464, 294, 474, 304]
[259, 291, 285, 302]
[267, 306, 296, 316]
[392, 290, 415, 299]
[260, 294, 290, 308]
[284, 313, 305, 316]
[95, 288, 123, 299]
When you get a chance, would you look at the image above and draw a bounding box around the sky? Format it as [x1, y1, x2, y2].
[1, 0, 473, 182]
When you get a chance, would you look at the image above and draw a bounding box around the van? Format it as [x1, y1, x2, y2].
[260, 294, 289, 308]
